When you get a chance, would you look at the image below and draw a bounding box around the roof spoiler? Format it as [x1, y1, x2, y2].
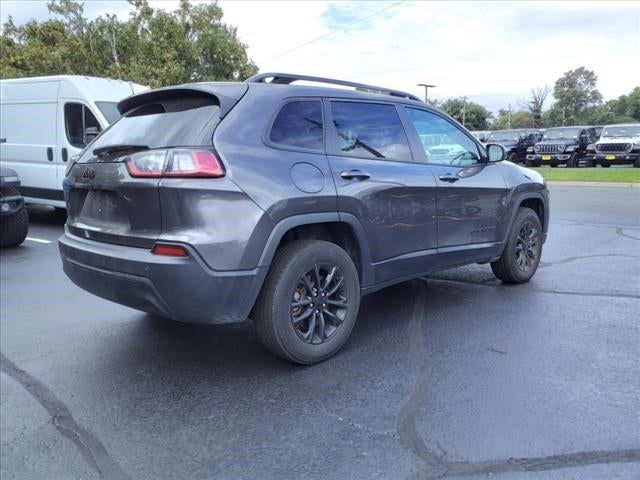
[117, 83, 248, 117]
[247, 72, 422, 102]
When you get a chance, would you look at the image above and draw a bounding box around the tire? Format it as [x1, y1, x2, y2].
[601, 163, 611, 168]
[550, 164, 558, 168]
[634, 158, 640, 168]
[491, 207, 543, 284]
[253, 240, 361, 364]
[525, 160, 536, 167]
[0, 188, 28, 248]
[567, 153, 578, 168]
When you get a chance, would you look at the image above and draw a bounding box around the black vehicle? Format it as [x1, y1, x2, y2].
[59, 73, 549, 364]
[486, 129, 542, 164]
[526, 126, 598, 168]
[586, 123, 640, 168]
[0, 167, 28, 248]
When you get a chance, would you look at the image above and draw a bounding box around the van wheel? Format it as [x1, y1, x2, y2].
[491, 207, 542, 284]
[0, 188, 29, 248]
[254, 240, 360, 364]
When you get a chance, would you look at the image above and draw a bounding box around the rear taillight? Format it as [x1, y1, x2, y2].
[152, 244, 189, 257]
[126, 149, 224, 178]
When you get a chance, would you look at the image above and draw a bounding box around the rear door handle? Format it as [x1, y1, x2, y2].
[340, 170, 370, 181]
[62, 147, 68, 162]
[438, 173, 459, 183]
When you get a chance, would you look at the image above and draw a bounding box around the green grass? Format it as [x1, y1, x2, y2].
[530, 167, 640, 183]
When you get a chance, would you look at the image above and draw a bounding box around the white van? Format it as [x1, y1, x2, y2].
[0, 75, 147, 208]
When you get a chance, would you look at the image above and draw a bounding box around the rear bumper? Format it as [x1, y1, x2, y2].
[59, 231, 266, 324]
[587, 152, 639, 165]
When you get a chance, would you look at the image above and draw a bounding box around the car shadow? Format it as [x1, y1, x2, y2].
[26, 205, 67, 225]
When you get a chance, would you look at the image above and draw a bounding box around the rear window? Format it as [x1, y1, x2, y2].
[269, 100, 323, 150]
[81, 95, 220, 161]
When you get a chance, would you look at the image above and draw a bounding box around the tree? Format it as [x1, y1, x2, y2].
[492, 109, 532, 130]
[440, 97, 492, 130]
[521, 86, 550, 128]
[1, 0, 258, 87]
[546, 67, 602, 125]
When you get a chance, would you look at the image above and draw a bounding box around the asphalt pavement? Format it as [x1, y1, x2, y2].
[1, 184, 639, 480]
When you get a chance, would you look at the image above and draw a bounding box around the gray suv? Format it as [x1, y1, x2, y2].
[59, 73, 549, 364]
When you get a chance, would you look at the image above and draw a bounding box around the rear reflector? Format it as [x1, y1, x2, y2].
[126, 149, 224, 178]
[152, 244, 189, 257]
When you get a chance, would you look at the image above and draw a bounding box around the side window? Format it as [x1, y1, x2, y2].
[64, 103, 101, 149]
[269, 100, 323, 150]
[329, 101, 411, 161]
[405, 108, 481, 166]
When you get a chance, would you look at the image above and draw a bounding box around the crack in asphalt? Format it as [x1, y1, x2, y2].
[616, 228, 640, 241]
[0, 353, 130, 480]
[397, 281, 640, 479]
[539, 253, 639, 268]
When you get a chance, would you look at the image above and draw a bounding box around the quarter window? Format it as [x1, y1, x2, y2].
[330, 102, 411, 161]
[406, 108, 481, 165]
[64, 103, 101, 149]
[269, 100, 323, 150]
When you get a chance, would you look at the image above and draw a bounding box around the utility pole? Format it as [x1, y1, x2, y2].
[417, 83, 436, 103]
[462, 96, 467, 127]
[562, 107, 566, 126]
[508, 103, 511, 129]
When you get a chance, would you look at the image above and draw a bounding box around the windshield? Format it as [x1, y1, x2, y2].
[601, 125, 640, 138]
[543, 128, 581, 140]
[81, 96, 220, 162]
[95, 101, 122, 124]
[488, 130, 524, 142]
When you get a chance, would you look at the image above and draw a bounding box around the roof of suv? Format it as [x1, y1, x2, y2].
[117, 73, 428, 115]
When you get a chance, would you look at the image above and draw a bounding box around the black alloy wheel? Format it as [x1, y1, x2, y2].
[290, 263, 348, 345]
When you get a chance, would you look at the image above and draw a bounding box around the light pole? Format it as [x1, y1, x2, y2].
[417, 83, 436, 103]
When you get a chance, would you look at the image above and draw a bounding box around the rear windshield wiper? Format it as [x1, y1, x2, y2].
[93, 144, 150, 157]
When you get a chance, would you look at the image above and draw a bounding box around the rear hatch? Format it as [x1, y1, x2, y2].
[65, 85, 247, 247]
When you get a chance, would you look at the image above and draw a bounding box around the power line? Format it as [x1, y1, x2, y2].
[263, 1, 405, 62]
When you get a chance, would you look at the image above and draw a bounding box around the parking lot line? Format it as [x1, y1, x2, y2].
[25, 237, 52, 244]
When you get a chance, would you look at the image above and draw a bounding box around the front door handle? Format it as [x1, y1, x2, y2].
[438, 173, 459, 183]
[340, 170, 370, 181]
[47, 147, 53, 162]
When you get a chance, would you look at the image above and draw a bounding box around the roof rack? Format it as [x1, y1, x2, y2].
[246, 72, 422, 102]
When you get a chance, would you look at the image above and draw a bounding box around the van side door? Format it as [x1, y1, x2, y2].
[0, 80, 60, 198]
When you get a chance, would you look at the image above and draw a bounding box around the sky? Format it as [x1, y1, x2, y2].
[2, 0, 639, 113]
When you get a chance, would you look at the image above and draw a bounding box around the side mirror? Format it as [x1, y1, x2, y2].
[83, 126, 100, 145]
[486, 143, 506, 162]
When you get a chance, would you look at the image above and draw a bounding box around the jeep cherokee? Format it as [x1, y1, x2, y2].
[59, 73, 549, 364]
[526, 126, 597, 168]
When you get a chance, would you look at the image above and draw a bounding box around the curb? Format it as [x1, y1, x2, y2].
[547, 181, 639, 188]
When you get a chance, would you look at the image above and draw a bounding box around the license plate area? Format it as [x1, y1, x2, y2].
[541, 155, 552, 161]
[605, 154, 616, 160]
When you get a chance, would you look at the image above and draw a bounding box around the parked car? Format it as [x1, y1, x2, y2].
[0, 167, 28, 248]
[586, 123, 640, 168]
[0, 75, 148, 208]
[486, 129, 542, 164]
[525, 126, 598, 167]
[59, 73, 549, 364]
[470, 130, 491, 144]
